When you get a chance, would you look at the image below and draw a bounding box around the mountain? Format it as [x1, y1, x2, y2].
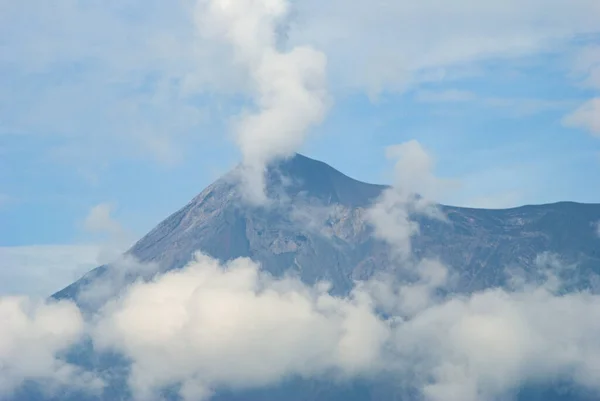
[46, 153, 600, 401]
[54, 153, 600, 302]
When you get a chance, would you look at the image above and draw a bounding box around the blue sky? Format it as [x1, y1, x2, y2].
[1, 0, 600, 295]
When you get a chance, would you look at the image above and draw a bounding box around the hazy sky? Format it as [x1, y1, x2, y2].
[1, 0, 600, 295]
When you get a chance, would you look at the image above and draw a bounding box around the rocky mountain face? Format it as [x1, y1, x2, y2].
[44, 153, 600, 401]
[54, 153, 600, 302]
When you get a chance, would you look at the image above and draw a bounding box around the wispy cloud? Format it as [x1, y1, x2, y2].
[563, 98, 600, 137]
[0, 193, 11, 208]
[571, 45, 600, 90]
[367, 140, 456, 259]
[564, 45, 600, 139]
[415, 89, 576, 117]
[0, 245, 100, 297]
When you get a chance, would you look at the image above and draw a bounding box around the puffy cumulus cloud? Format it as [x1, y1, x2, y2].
[83, 249, 600, 401]
[367, 140, 456, 259]
[0, 296, 100, 396]
[563, 97, 600, 137]
[392, 284, 600, 401]
[92, 252, 389, 400]
[195, 0, 329, 204]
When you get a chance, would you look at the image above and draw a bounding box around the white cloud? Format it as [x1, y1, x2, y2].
[0, 245, 100, 297]
[83, 203, 123, 237]
[92, 252, 389, 401]
[83, 249, 600, 401]
[572, 45, 600, 90]
[76, 255, 160, 310]
[563, 97, 600, 137]
[82, 203, 134, 264]
[367, 140, 456, 259]
[0, 296, 100, 396]
[195, 0, 330, 204]
[392, 285, 600, 401]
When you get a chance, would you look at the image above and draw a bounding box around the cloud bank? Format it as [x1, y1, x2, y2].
[79, 251, 600, 401]
[92, 252, 387, 400]
[0, 296, 99, 396]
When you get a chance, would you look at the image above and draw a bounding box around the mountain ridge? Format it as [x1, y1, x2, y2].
[53, 153, 600, 302]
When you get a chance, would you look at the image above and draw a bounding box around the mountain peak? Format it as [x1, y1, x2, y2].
[263, 153, 386, 207]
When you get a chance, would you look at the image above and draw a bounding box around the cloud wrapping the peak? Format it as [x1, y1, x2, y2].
[195, 0, 329, 204]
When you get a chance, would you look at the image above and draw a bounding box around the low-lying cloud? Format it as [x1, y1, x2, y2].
[92, 252, 388, 400]
[4, 250, 600, 401]
[80, 252, 600, 401]
[0, 296, 100, 396]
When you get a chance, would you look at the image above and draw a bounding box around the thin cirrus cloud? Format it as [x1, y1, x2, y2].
[563, 46, 600, 137]
[0, 245, 100, 298]
[563, 98, 600, 137]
